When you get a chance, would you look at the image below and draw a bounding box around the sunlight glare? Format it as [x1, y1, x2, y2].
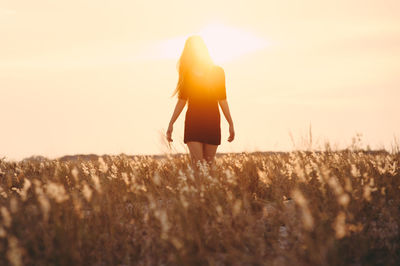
[142, 22, 270, 64]
[196, 22, 270, 64]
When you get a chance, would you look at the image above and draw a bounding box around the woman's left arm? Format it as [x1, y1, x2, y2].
[166, 99, 187, 142]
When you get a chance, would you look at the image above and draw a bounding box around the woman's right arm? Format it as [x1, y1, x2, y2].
[166, 99, 187, 142]
[218, 99, 235, 142]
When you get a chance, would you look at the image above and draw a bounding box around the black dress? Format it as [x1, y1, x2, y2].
[178, 65, 226, 145]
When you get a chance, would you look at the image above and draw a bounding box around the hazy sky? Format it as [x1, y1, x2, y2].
[1, 0, 399, 160]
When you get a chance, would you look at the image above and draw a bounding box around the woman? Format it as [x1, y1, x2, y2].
[166, 35, 235, 165]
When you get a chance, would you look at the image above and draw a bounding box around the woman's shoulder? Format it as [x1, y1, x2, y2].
[213, 65, 224, 73]
[212, 65, 225, 79]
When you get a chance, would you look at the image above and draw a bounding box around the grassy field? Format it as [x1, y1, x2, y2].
[0, 150, 399, 265]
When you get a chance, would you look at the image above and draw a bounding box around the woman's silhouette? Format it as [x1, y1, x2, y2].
[166, 35, 235, 165]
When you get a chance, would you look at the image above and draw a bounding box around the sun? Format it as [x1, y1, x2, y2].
[195, 22, 270, 64]
[142, 22, 269, 64]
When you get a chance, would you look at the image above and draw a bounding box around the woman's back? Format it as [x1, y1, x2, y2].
[178, 65, 226, 146]
[178, 65, 226, 102]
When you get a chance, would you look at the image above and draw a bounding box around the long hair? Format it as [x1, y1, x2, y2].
[172, 35, 215, 97]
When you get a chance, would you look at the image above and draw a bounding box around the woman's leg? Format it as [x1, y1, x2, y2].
[203, 144, 218, 165]
[186, 141, 204, 165]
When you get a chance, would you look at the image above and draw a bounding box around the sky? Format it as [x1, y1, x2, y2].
[1, 0, 399, 160]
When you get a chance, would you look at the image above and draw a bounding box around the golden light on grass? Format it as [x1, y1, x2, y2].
[0, 151, 399, 264]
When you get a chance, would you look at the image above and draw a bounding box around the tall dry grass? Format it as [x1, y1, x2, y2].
[0, 150, 399, 265]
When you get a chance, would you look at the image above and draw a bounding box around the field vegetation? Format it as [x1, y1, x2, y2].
[0, 149, 399, 265]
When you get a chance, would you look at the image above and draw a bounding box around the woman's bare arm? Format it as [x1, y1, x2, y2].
[218, 99, 235, 142]
[218, 100, 233, 125]
[169, 99, 186, 125]
[166, 99, 187, 142]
